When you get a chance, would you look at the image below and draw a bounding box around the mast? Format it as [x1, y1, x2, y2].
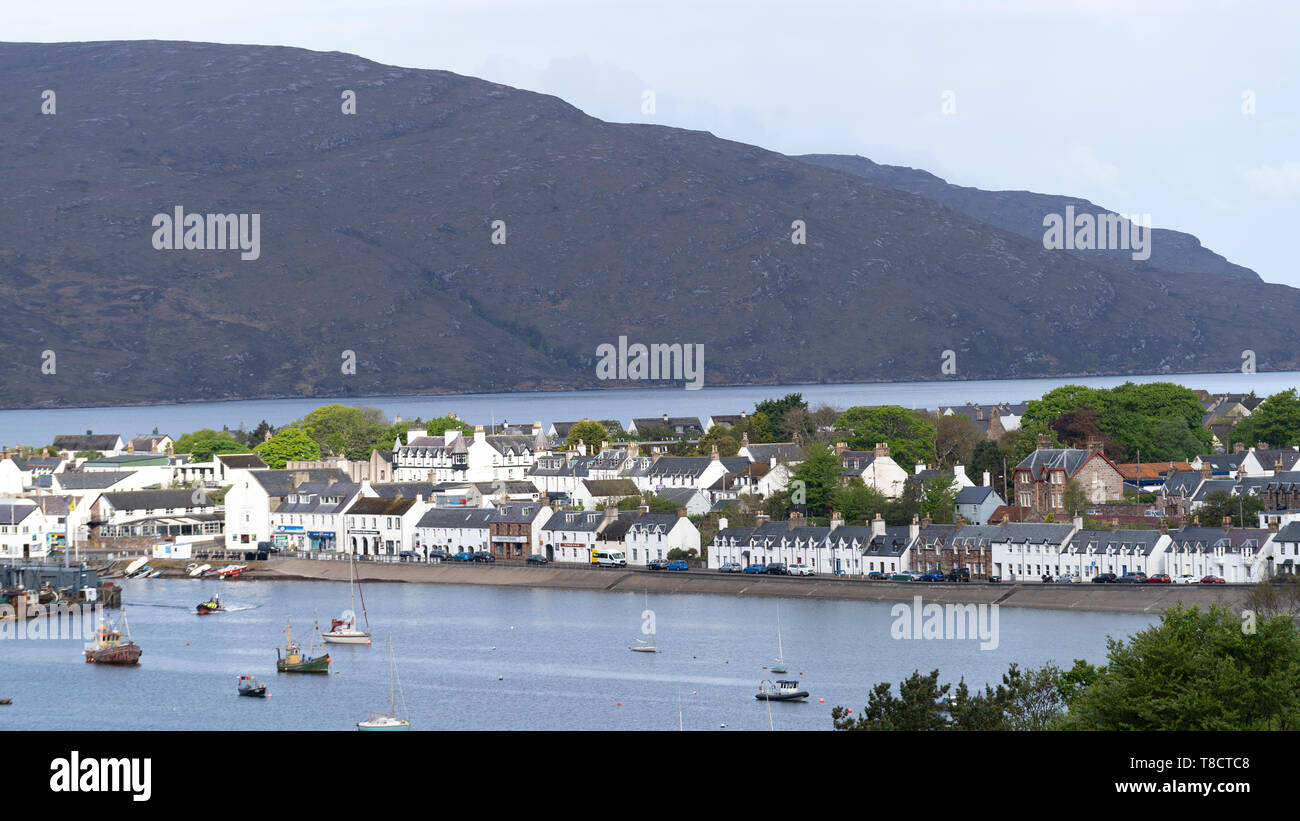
[776, 605, 784, 664]
[348, 550, 357, 621]
[387, 634, 396, 717]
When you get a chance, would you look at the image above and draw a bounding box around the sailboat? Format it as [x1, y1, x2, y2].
[276, 620, 330, 673]
[324, 551, 371, 645]
[357, 634, 410, 731]
[628, 589, 660, 653]
[771, 606, 788, 674]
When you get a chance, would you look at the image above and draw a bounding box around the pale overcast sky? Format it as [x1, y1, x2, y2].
[11, 0, 1299, 285]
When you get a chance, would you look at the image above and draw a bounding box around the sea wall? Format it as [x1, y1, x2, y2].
[263, 559, 1249, 614]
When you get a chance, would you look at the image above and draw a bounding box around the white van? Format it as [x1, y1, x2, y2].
[593, 551, 627, 568]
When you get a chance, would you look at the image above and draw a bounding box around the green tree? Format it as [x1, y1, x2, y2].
[754, 393, 806, 434]
[566, 420, 610, 453]
[1061, 604, 1300, 730]
[931, 413, 981, 470]
[253, 427, 322, 469]
[1231, 389, 1300, 449]
[969, 439, 1009, 497]
[835, 406, 936, 469]
[787, 442, 843, 516]
[1062, 477, 1087, 517]
[294, 404, 392, 460]
[74, 450, 103, 461]
[919, 473, 958, 523]
[173, 428, 242, 454]
[187, 437, 251, 462]
[1194, 489, 1263, 528]
[831, 478, 888, 524]
[695, 425, 740, 457]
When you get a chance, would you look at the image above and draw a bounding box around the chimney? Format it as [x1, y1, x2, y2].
[1233, 442, 1245, 453]
[741, 432, 751, 448]
[1222, 516, 1233, 532]
[983, 470, 991, 487]
[830, 510, 845, 529]
[874, 442, 890, 459]
[955, 513, 965, 526]
[711, 444, 719, 461]
[788, 511, 803, 529]
[627, 441, 639, 457]
[755, 512, 770, 527]
[1159, 519, 1169, 535]
[915, 463, 926, 475]
[921, 516, 932, 529]
[1269, 516, 1280, 534]
[1086, 438, 1103, 454]
[661, 413, 669, 424]
[1037, 434, 1051, 450]
[1193, 515, 1200, 526]
[1200, 462, 1212, 479]
[1110, 518, 1119, 533]
[718, 516, 729, 531]
[600, 440, 610, 453]
[604, 505, 618, 522]
[677, 508, 687, 518]
[908, 514, 920, 543]
[1258, 442, 1269, 451]
[293, 471, 309, 488]
[835, 441, 848, 456]
[474, 425, 486, 444]
[1072, 514, 1083, 531]
[637, 504, 650, 515]
[871, 512, 886, 538]
[1275, 458, 1284, 473]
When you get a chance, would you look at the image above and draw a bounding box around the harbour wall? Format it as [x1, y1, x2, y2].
[261, 558, 1250, 614]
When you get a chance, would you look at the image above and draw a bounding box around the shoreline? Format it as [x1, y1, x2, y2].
[252, 558, 1248, 615]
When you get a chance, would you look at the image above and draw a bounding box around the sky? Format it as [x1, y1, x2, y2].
[10, 0, 1299, 285]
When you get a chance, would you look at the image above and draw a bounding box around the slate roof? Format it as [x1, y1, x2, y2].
[582, 479, 640, 498]
[491, 503, 548, 524]
[0, 502, 38, 524]
[275, 481, 362, 514]
[1013, 448, 1101, 479]
[53, 434, 122, 451]
[371, 482, 443, 499]
[250, 469, 352, 497]
[955, 486, 997, 505]
[742, 443, 806, 464]
[1067, 528, 1161, 556]
[346, 497, 418, 516]
[101, 489, 209, 511]
[415, 508, 494, 529]
[217, 453, 267, 469]
[53, 470, 137, 490]
[541, 510, 609, 532]
[1273, 522, 1300, 543]
[1166, 527, 1268, 553]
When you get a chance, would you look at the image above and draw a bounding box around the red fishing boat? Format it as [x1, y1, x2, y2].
[84, 611, 142, 665]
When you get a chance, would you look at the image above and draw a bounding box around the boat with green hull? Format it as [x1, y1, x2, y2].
[276, 621, 330, 673]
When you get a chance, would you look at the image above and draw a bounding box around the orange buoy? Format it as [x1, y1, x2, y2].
[819, 698, 825, 703]
[617, 701, 622, 706]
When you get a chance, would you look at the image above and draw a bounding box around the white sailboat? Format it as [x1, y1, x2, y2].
[628, 589, 660, 653]
[357, 634, 410, 731]
[771, 605, 787, 674]
[324, 551, 371, 645]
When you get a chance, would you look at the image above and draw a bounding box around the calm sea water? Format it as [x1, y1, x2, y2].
[0, 578, 1156, 731]
[0, 371, 1291, 446]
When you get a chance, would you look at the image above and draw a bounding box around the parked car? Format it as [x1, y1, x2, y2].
[472, 551, 495, 563]
[1201, 575, 1226, 584]
[765, 563, 788, 575]
[890, 570, 921, 582]
[988, 575, 1003, 583]
[742, 564, 767, 574]
[666, 559, 690, 571]
[1056, 573, 1080, 584]
[1143, 509, 1164, 518]
[593, 551, 627, 568]
[525, 553, 549, 564]
[1172, 574, 1198, 585]
[718, 562, 742, 573]
[867, 571, 887, 580]
[787, 564, 815, 577]
[428, 549, 452, 561]
[1092, 572, 1118, 583]
[647, 558, 670, 570]
[1145, 574, 1171, 584]
[945, 568, 971, 582]
[1115, 572, 1147, 584]
[399, 550, 419, 561]
[452, 551, 474, 562]
[918, 570, 946, 583]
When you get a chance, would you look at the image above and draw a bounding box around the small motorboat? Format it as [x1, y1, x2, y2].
[127, 564, 153, 579]
[84, 611, 142, 665]
[147, 570, 164, 578]
[189, 564, 212, 577]
[0, 698, 11, 705]
[217, 564, 247, 579]
[237, 676, 268, 698]
[628, 638, 660, 653]
[196, 594, 226, 614]
[123, 556, 149, 577]
[755, 679, 809, 702]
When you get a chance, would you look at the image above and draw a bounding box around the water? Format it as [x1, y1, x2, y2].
[0, 370, 1293, 446]
[0, 578, 1156, 730]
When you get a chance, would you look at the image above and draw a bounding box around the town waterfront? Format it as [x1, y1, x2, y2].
[0, 371, 1294, 447]
[0, 578, 1157, 731]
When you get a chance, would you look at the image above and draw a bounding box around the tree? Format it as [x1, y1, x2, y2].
[1231, 389, 1300, 450]
[187, 437, 251, 462]
[831, 478, 888, 524]
[566, 420, 610, 453]
[422, 415, 475, 438]
[832, 669, 950, 731]
[294, 404, 392, 460]
[695, 425, 740, 457]
[253, 427, 322, 469]
[1062, 477, 1087, 517]
[969, 439, 1009, 497]
[919, 473, 957, 523]
[74, 450, 103, 461]
[930, 413, 981, 470]
[786, 442, 843, 516]
[1194, 489, 1263, 528]
[173, 428, 241, 454]
[835, 406, 936, 469]
[1049, 406, 1110, 452]
[1061, 604, 1300, 730]
[755, 393, 806, 435]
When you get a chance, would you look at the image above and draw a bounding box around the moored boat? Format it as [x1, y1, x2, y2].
[237, 675, 268, 698]
[324, 552, 371, 645]
[357, 635, 409, 730]
[189, 564, 212, 577]
[84, 611, 142, 665]
[276, 621, 330, 673]
[755, 679, 808, 702]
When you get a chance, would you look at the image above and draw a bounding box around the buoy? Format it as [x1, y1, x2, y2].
[819, 698, 825, 703]
[720, 723, 726, 728]
[847, 708, 853, 714]
[498, 676, 503, 681]
[185, 642, 189, 646]
[617, 701, 622, 706]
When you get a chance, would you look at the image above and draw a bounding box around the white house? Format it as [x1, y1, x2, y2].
[539, 507, 619, 563]
[224, 469, 351, 549]
[342, 495, 429, 555]
[837, 443, 909, 499]
[0, 500, 51, 560]
[622, 509, 701, 566]
[414, 508, 494, 556]
[268, 479, 364, 553]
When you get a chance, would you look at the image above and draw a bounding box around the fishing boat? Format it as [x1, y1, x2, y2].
[237, 675, 268, 698]
[755, 679, 809, 702]
[84, 611, 142, 665]
[196, 593, 226, 614]
[276, 621, 330, 673]
[770, 606, 788, 674]
[188, 564, 211, 578]
[357, 634, 410, 731]
[323, 551, 371, 645]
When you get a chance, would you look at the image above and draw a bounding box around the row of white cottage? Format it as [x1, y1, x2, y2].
[708, 512, 1300, 583]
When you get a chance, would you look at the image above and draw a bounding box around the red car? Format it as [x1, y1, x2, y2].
[1200, 575, 1226, 584]
[1145, 574, 1171, 584]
